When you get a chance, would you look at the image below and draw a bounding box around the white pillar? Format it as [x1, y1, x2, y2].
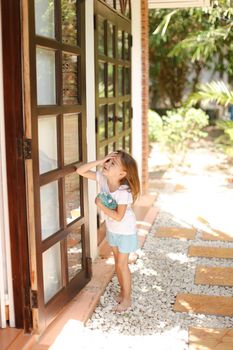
[131, 0, 142, 183]
[0, 1, 15, 327]
[85, 0, 98, 261]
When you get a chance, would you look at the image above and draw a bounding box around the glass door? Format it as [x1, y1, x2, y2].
[94, 0, 132, 244]
[95, 0, 132, 159]
[23, 0, 90, 331]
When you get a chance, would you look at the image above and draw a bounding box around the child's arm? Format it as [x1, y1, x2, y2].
[76, 152, 117, 180]
[95, 197, 127, 221]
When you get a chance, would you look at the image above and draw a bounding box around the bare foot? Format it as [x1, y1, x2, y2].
[115, 292, 123, 303]
[112, 301, 131, 313]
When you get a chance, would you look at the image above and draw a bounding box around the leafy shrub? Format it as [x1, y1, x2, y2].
[151, 107, 209, 164]
[148, 109, 163, 142]
[215, 120, 233, 158]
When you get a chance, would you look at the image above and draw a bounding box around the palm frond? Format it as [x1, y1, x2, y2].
[169, 24, 233, 62]
[187, 81, 233, 107]
[153, 10, 178, 36]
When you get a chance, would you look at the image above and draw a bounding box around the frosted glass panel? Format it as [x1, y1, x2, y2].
[125, 134, 130, 153]
[108, 64, 114, 97]
[125, 66, 130, 95]
[62, 53, 79, 105]
[99, 105, 106, 141]
[125, 101, 131, 129]
[64, 114, 80, 165]
[35, 0, 55, 38]
[118, 66, 123, 96]
[98, 62, 106, 98]
[40, 181, 60, 240]
[118, 30, 123, 59]
[107, 22, 114, 58]
[38, 116, 58, 174]
[36, 48, 56, 105]
[43, 243, 62, 303]
[98, 17, 105, 55]
[65, 173, 81, 224]
[99, 146, 107, 158]
[62, 0, 78, 46]
[117, 102, 124, 133]
[108, 104, 115, 138]
[67, 227, 83, 281]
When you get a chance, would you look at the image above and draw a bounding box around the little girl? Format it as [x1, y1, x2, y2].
[76, 150, 140, 312]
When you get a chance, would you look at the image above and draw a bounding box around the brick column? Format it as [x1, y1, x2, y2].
[141, 0, 149, 194]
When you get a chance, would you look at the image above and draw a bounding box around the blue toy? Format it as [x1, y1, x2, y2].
[97, 192, 118, 209]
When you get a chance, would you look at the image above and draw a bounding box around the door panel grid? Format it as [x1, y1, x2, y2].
[23, 0, 90, 331]
[95, 0, 132, 158]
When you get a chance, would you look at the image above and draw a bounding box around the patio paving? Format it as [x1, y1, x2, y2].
[174, 293, 233, 317]
[200, 230, 233, 242]
[155, 226, 196, 239]
[188, 245, 233, 259]
[195, 266, 233, 286]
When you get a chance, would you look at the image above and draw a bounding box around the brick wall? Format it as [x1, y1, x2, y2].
[141, 0, 149, 194]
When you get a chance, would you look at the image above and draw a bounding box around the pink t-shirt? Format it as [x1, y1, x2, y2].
[96, 171, 136, 235]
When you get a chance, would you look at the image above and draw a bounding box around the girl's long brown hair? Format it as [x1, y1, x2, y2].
[117, 150, 140, 203]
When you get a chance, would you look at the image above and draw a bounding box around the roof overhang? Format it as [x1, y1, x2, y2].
[148, 0, 211, 9]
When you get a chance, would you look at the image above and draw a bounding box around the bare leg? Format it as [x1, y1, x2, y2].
[113, 252, 131, 312]
[112, 247, 123, 302]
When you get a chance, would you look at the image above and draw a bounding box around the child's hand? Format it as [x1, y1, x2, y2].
[95, 196, 102, 207]
[99, 152, 118, 165]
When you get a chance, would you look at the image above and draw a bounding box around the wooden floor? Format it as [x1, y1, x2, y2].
[0, 327, 21, 349]
[0, 327, 35, 350]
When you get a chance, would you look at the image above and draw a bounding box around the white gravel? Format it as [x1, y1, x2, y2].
[84, 215, 233, 349]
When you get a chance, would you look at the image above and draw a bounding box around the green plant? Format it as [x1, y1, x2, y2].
[148, 109, 163, 142]
[186, 81, 233, 159]
[158, 108, 209, 164]
[149, 1, 233, 108]
[215, 120, 233, 158]
[187, 81, 233, 107]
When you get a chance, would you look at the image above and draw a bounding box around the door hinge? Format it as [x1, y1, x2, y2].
[94, 14, 96, 30]
[30, 289, 38, 309]
[23, 138, 32, 159]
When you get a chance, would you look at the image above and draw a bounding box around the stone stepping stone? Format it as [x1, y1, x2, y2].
[174, 183, 186, 192]
[189, 327, 233, 350]
[201, 229, 233, 242]
[174, 293, 233, 317]
[188, 245, 233, 259]
[195, 266, 233, 286]
[155, 227, 196, 240]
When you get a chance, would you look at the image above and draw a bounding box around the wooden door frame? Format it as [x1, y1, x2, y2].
[1, 0, 32, 332]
